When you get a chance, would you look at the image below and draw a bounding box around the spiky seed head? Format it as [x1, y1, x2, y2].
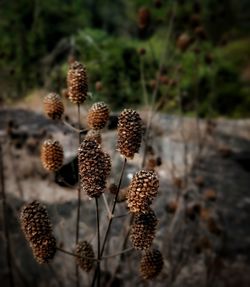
[75, 241, 95, 272]
[140, 249, 164, 280]
[40, 139, 64, 171]
[85, 129, 102, 145]
[127, 170, 159, 213]
[138, 7, 151, 29]
[130, 209, 158, 250]
[67, 61, 88, 104]
[87, 102, 110, 130]
[43, 93, 64, 120]
[20, 201, 56, 264]
[78, 139, 111, 198]
[117, 109, 142, 159]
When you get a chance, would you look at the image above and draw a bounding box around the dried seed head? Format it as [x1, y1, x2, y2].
[78, 139, 111, 198]
[140, 249, 164, 280]
[130, 209, 158, 250]
[127, 170, 159, 213]
[43, 93, 64, 120]
[138, 7, 151, 29]
[87, 102, 110, 130]
[41, 139, 64, 171]
[85, 129, 102, 145]
[75, 241, 95, 272]
[67, 61, 88, 104]
[20, 201, 56, 264]
[117, 109, 142, 159]
[176, 33, 191, 52]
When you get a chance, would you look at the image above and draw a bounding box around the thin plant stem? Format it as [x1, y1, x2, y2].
[141, 0, 177, 168]
[75, 103, 81, 287]
[57, 247, 99, 261]
[140, 56, 149, 106]
[0, 144, 14, 287]
[102, 247, 133, 259]
[95, 198, 101, 287]
[102, 193, 112, 219]
[91, 157, 127, 287]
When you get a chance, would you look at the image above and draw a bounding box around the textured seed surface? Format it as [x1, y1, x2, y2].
[78, 139, 111, 197]
[20, 201, 56, 264]
[130, 209, 158, 250]
[117, 109, 142, 159]
[127, 170, 159, 213]
[140, 249, 164, 280]
[67, 61, 88, 104]
[43, 93, 64, 120]
[87, 102, 110, 130]
[40, 139, 64, 172]
[75, 241, 95, 272]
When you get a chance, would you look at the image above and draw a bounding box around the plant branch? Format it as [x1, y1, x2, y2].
[0, 144, 14, 287]
[102, 247, 133, 259]
[95, 198, 101, 287]
[75, 103, 81, 287]
[57, 247, 99, 261]
[91, 157, 127, 287]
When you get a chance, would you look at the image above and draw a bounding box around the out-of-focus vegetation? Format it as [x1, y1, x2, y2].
[0, 0, 249, 117]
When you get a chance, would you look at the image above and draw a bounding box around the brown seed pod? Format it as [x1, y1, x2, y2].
[140, 249, 164, 280]
[40, 139, 64, 172]
[20, 201, 56, 264]
[130, 209, 158, 250]
[138, 7, 151, 30]
[117, 109, 142, 159]
[166, 200, 178, 214]
[87, 102, 110, 130]
[127, 170, 159, 213]
[75, 241, 95, 272]
[78, 139, 111, 197]
[176, 33, 192, 52]
[85, 129, 102, 145]
[67, 61, 88, 104]
[43, 93, 64, 120]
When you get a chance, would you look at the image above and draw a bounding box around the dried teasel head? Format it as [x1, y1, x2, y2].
[43, 93, 64, 120]
[117, 109, 142, 159]
[140, 249, 164, 280]
[40, 139, 64, 171]
[127, 170, 159, 213]
[67, 61, 88, 104]
[75, 241, 95, 272]
[78, 139, 111, 197]
[130, 209, 158, 250]
[87, 102, 110, 130]
[20, 201, 56, 264]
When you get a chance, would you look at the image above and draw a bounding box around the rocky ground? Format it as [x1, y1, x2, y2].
[0, 108, 250, 287]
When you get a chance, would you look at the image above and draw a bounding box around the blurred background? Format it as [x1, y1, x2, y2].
[0, 1, 250, 287]
[0, 0, 249, 116]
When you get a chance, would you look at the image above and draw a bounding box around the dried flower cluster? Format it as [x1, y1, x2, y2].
[75, 241, 95, 272]
[43, 93, 64, 120]
[40, 139, 64, 171]
[87, 102, 110, 130]
[127, 170, 159, 213]
[130, 209, 158, 250]
[140, 249, 164, 280]
[117, 109, 142, 159]
[78, 139, 111, 197]
[67, 61, 88, 104]
[20, 201, 56, 264]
